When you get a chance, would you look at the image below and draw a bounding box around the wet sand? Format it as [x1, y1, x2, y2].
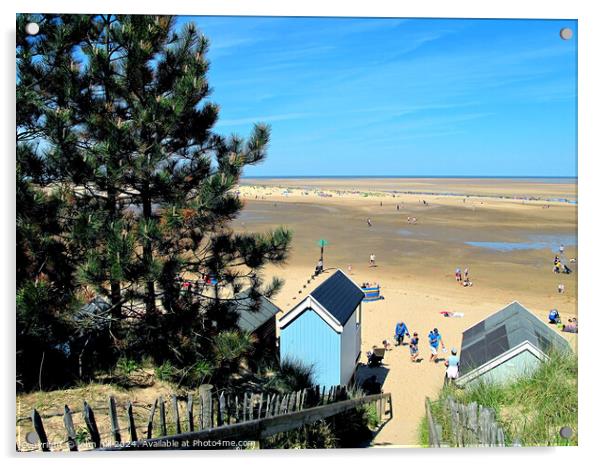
[232, 178, 577, 447]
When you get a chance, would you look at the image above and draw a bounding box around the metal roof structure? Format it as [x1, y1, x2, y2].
[460, 301, 571, 374]
[236, 294, 281, 333]
[309, 270, 365, 326]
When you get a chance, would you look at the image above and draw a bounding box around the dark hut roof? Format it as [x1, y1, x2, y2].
[236, 294, 281, 333]
[310, 270, 364, 326]
[460, 301, 571, 374]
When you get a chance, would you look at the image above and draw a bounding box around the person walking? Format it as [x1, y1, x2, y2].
[394, 322, 410, 346]
[428, 328, 445, 362]
[410, 332, 420, 362]
[464, 267, 469, 281]
[455, 267, 462, 282]
[367, 218, 372, 227]
[369, 253, 376, 267]
[444, 348, 460, 384]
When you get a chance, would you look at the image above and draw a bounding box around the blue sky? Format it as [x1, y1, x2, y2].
[178, 17, 577, 177]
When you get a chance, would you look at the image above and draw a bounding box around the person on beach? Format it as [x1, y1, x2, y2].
[444, 349, 460, 384]
[397, 204, 400, 211]
[562, 318, 578, 333]
[369, 253, 376, 267]
[455, 268, 462, 282]
[428, 328, 445, 362]
[553, 256, 561, 273]
[315, 259, 324, 275]
[559, 244, 565, 255]
[367, 218, 372, 227]
[548, 309, 561, 324]
[383, 339, 392, 351]
[464, 267, 469, 281]
[410, 332, 420, 362]
[558, 283, 565, 294]
[394, 322, 410, 346]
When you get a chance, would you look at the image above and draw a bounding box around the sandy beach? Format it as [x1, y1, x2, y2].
[232, 177, 577, 447]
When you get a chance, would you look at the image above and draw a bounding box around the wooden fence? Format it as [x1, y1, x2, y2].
[425, 397, 506, 447]
[18, 385, 392, 451]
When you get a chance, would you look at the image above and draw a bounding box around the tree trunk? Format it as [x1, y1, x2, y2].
[107, 186, 122, 318]
[142, 191, 156, 315]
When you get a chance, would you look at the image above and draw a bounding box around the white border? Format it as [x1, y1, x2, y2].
[3, 1, 600, 464]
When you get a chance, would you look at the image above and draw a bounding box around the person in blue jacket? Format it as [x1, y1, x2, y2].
[548, 309, 561, 324]
[395, 322, 410, 346]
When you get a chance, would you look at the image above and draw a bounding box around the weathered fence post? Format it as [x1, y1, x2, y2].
[199, 385, 213, 429]
[171, 395, 181, 434]
[159, 397, 167, 437]
[83, 402, 101, 449]
[424, 397, 440, 448]
[187, 394, 194, 431]
[127, 401, 137, 442]
[247, 393, 253, 420]
[257, 392, 263, 419]
[147, 399, 158, 439]
[218, 392, 226, 426]
[31, 409, 50, 452]
[242, 393, 248, 422]
[264, 394, 272, 419]
[108, 396, 121, 444]
[63, 405, 78, 451]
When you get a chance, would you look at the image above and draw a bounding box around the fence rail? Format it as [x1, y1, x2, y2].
[18, 384, 392, 451]
[100, 392, 392, 450]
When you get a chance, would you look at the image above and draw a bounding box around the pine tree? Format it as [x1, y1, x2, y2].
[17, 14, 293, 387]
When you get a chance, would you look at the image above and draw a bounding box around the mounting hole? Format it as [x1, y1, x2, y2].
[25, 22, 40, 36]
[559, 426, 573, 439]
[25, 431, 40, 444]
[560, 28, 573, 40]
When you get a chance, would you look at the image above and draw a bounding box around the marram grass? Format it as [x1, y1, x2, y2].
[423, 351, 577, 447]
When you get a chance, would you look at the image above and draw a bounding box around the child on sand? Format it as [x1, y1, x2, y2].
[410, 332, 419, 362]
[455, 268, 462, 282]
[369, 253, 376, 267]
[383, 339, 392, 351]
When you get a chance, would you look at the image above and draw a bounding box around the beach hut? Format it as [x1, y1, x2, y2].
[236, 293, 282, 351]
[456, 301, 571, 387]
[277, 270, 364, 388]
